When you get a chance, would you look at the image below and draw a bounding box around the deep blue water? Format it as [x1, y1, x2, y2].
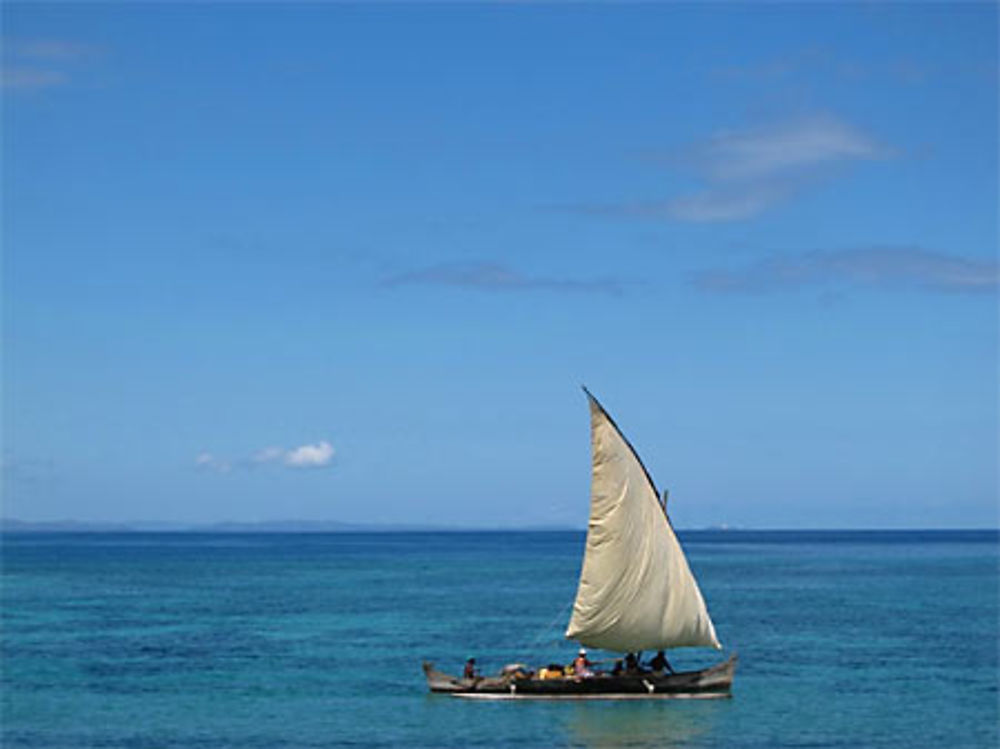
[2, 530, 997, 748]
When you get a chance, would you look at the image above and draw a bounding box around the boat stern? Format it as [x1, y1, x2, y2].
[693, 653, 738, 691]
[422, 661, 466, 693]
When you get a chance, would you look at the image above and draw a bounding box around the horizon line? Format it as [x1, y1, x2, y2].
[1, 518, 997, 534]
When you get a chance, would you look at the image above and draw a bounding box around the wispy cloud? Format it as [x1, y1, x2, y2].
[657, 186, 792, 223]
[1, 68, 69, 90]
[663, 115, 891, 222]
[2, 37, 102, 91]
[383, 261, 623, 295]
[693, 246, 998, 295]
[563, 188, 790, 223]
[252, 446, 286, 465]
[668, 116, 892, 183]
[714, 48, 953, 87]
[195, 452, 232, 474]
[196, 441, 336, 473]
[8, 39, 100, 61]
[567, 115, 893, 223]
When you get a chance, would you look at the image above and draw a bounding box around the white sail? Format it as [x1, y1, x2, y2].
[565, 392, 721, 652]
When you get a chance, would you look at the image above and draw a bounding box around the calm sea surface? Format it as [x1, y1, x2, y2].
[2, 531, 997, 748]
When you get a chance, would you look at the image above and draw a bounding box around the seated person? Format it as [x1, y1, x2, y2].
[624, 652, 640, 674]
[649, 650, 674, 674]
[572, 648, 595, 679]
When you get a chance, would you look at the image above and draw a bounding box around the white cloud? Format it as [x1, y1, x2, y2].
[682, 115, 892, 183]
[656, 115, 894, 222]
[194, 452, 232, 474]
[284, 441, 335, 469]
[567, 114, 894, 223]
[196, 441, 335, 474]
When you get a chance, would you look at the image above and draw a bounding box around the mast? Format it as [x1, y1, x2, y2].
[565, 389, 721, 652]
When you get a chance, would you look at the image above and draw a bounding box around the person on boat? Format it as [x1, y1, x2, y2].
[572, 648, 595, 679]
[624, 652, 640, 674]
[649, 650, 674, 674]
[463, 657, 477, 680]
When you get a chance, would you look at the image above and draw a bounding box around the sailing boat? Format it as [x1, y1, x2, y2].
[423, 388, 737, 699]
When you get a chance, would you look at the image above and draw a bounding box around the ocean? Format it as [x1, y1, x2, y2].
[2, 530, 997, 748]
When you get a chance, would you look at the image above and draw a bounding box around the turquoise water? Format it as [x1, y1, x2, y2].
[2, 531, 997, 748]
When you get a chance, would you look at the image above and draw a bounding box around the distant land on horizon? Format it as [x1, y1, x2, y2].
[2, 519, 997, 534]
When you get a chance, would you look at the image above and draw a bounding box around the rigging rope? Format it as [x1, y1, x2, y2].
[523, 598, 575, 653]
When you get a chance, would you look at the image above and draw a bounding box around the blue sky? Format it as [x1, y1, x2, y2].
[3, 3, 997, 528]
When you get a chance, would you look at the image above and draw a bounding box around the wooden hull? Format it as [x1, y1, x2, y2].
[423, 654, 737, 700]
